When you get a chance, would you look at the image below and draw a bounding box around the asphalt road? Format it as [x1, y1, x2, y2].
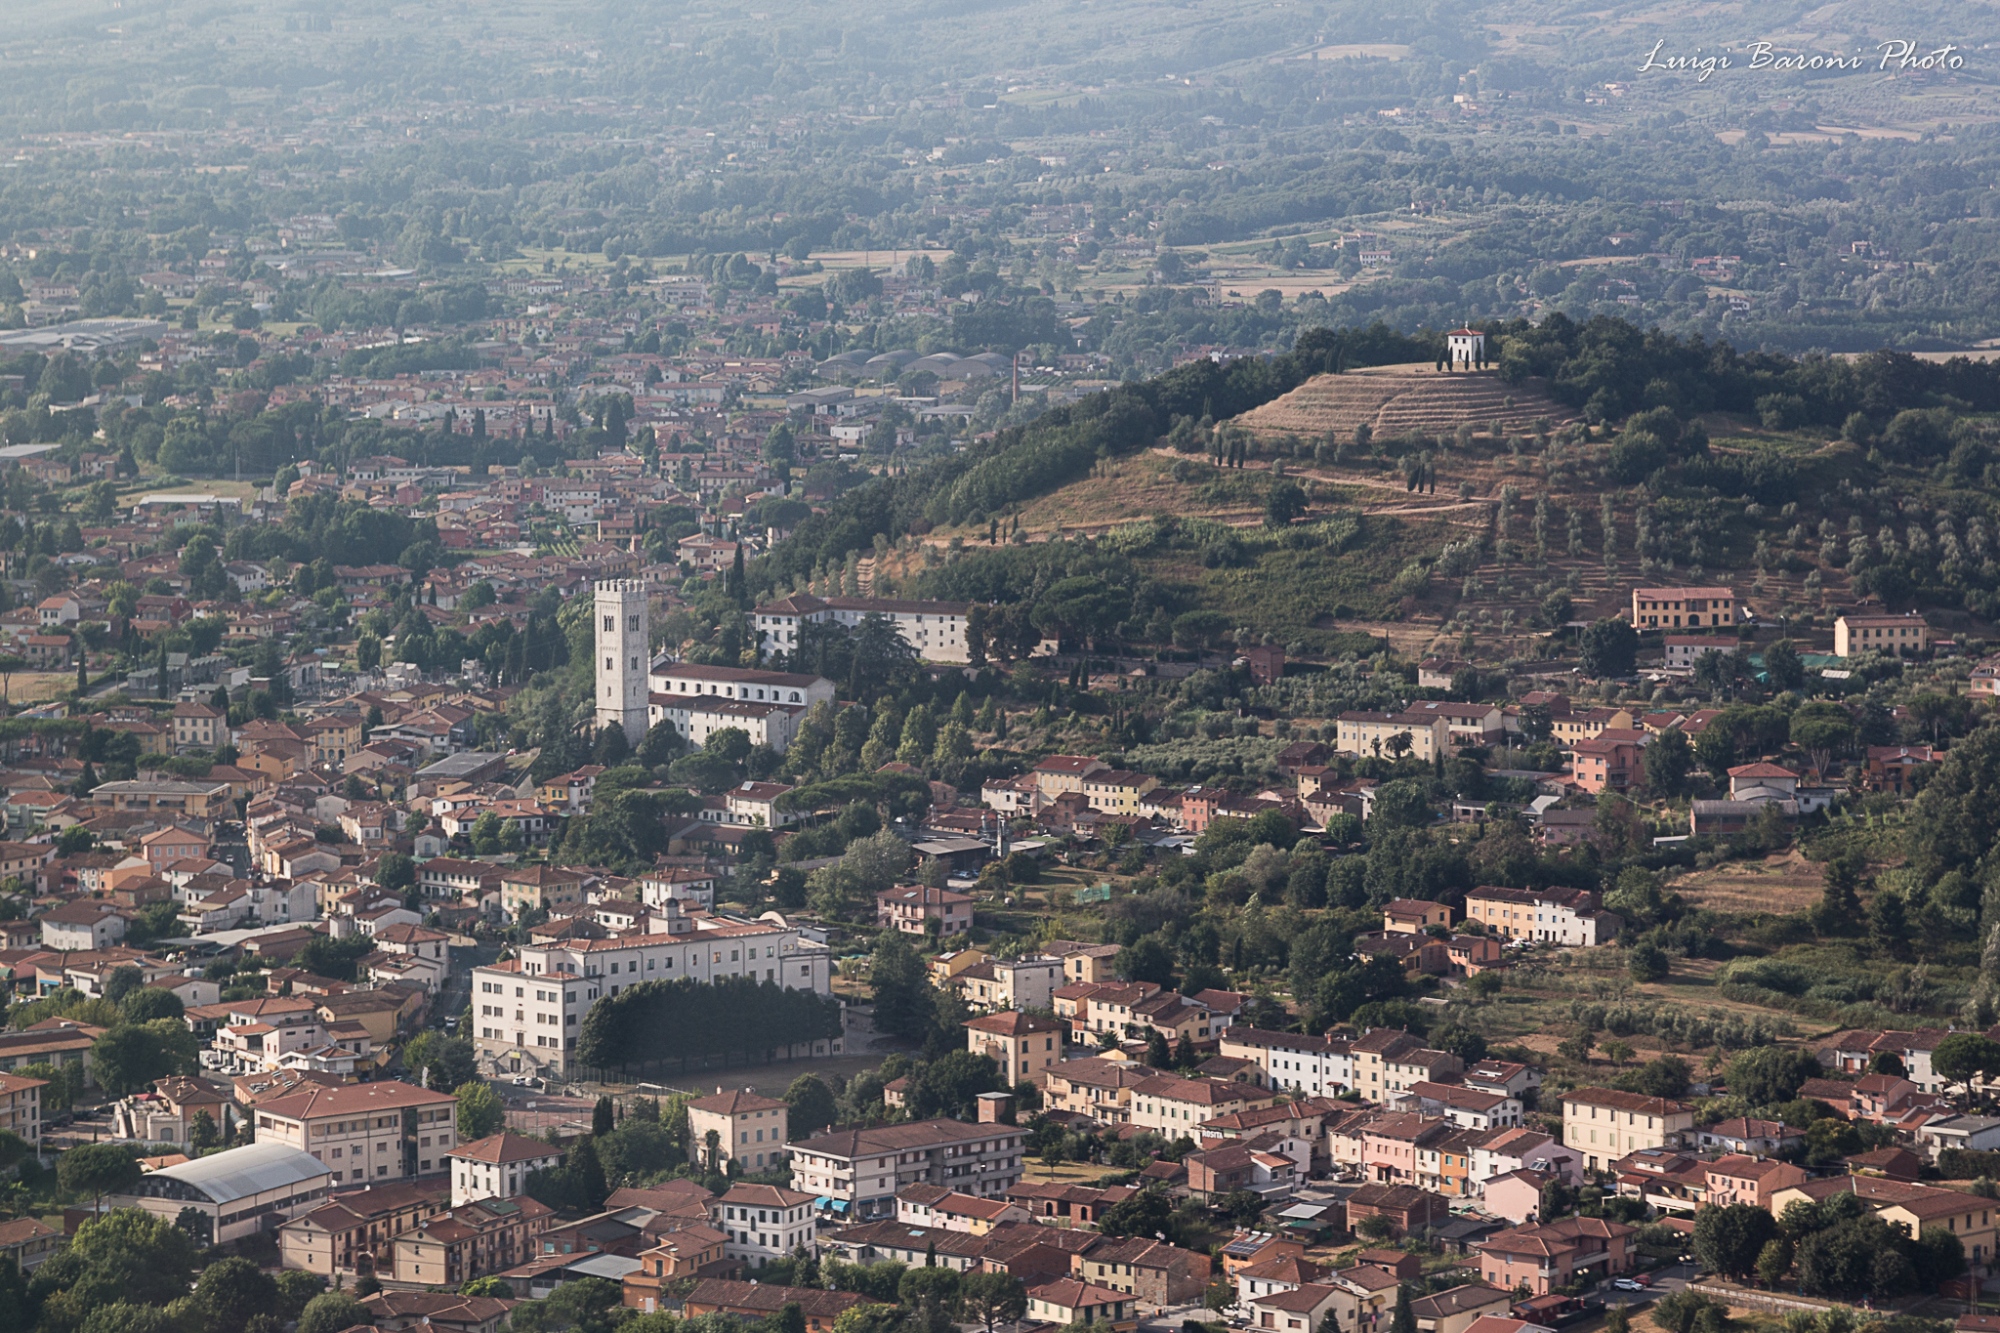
[1603, 1263, 1697, 1306]
[436, 938, 498, 1035]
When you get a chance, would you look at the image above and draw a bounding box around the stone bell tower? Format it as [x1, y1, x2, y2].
[594, 580, 650, 743]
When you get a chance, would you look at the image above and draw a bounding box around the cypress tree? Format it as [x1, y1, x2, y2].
[728, 542, 747, 606]
[1391, 1286, 1416, 1333]
[571, 1137, 608, 1209]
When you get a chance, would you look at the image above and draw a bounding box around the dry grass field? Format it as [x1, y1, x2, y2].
[1298, 42, 1413, 61]
[995, 452, 1217, 534]
[1671, 850, 1828, 916]
[3, 672, 77, 704]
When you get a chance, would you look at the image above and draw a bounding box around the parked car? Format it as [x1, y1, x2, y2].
[1612, 1279, 1645, 1292]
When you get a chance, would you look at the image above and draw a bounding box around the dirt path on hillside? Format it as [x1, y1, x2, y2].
[1143, 447, 1501, 521]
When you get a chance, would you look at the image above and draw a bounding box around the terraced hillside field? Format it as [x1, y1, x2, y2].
[1236, 364, 1579, 439]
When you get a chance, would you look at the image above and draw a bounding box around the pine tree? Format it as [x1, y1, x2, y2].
[1869, 887, 1909, 958]
[1817, 852, 1865, 934]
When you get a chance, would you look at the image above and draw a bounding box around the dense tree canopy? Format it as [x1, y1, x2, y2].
[576, 975, 842, 1076]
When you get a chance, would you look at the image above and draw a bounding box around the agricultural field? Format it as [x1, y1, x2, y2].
[1668, 851, 1830, 918]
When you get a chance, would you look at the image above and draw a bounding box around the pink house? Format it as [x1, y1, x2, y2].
[1702, 1154, 1808, 1209]
[1362, 1114, 1450, 1185]
[1568, 731, 1647, 794]
[142, 825, 208, 872]
[1483, 1168, 1553, 1225]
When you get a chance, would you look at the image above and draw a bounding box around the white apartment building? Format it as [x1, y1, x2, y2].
[1664, 636, 1733, 670]
[469, 908, 836, 1079]
[751, 594, 973, 664]
[246, 879, 319, 926]
[953, 954, 1063, 1013]
[637, 870, 716, 911]
[449, 1131, 563, 1207]
[208, 1015, 330, 1074]
[1389, 1081, 1523, 1130]
[1464, 886, 1617, 947]
[789, 1118, 1025, 1221]
[1217, 1027, 1357, 1097]
[1468, 1127, 1583, 1195]
[710, 1182, 818, 1266]
[198, 998, 328, 1076]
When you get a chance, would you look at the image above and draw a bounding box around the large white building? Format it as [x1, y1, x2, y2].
[652, 696, 804, 754]
[751, 594, 973, 664]
[649, 662, 836, 709]
[789, 1117, 1025, 1222]
[468, 907, 837, 1079]
[1215, 1027, 1358, 1097]
[595, 579, 651, 743]
[710, 1182, 819, 1267]
[646, 663, 835, 756]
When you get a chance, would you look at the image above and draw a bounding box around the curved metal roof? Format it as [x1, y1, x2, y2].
[145, 1141, 332, 1205]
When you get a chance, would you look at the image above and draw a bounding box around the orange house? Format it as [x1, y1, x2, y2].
[1221, 1233, 1307, 1278]
[1432, 1130, 1477, 1197]
[623, 1225, 729, 1311]
[1444, 935, 1506, 975]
